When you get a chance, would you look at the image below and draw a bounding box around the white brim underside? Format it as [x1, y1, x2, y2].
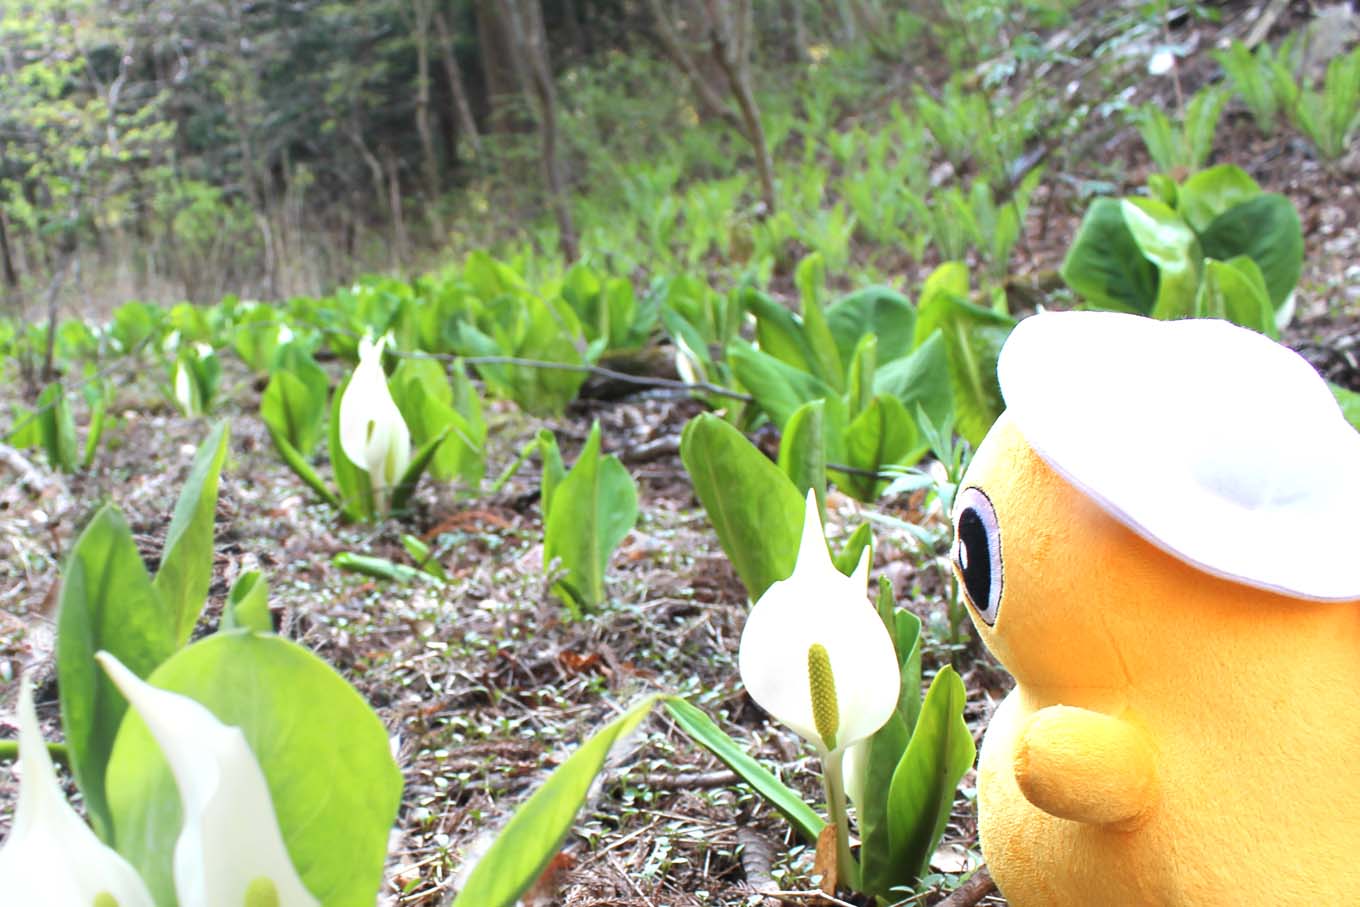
[998, 311, 1360, 602]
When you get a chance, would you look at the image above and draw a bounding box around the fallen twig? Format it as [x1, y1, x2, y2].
[737, 826, 783, 907]
[933, 865, 996, 907]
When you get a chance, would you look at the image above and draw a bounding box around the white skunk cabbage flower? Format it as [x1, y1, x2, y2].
[97, 653, 319, 907]
[338, 334, 410, 508]
[0, 676, 155, 907]
[173, 359, 199, 417]
[738, 491, 900, 756]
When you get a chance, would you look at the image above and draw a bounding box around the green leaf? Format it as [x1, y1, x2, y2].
[744, 288, 814, 374]
[1199, 193, 1303, 309]
[836, 395, 924, 502]
[105, 632, 403, 907]
[1120, 198, 1200, 320]
[389, 427, 451, 517]
[680, 413, 805, 600]
[1060, 197, 1161, 314]
[36, 382, 77, 472]
[662, 696, 825, 843]
[915, 292, 1014, 447]
[885, 666, 976, 882]
[858, 596, 925, 898]
[57, 505, 176, 841]
[1176, 164, 1261, 235]
[537, 429, 567, 516]
[1195, 257, 1276, 338]
[795, 252, 845, 391]
[261, 368, 325, 458]
[154, 420, 230, 647]
[222, 571, 271, 633]
[826, 286, 916, 367]
[266, 425, 342, 511]
[873, 332, 953, 430]
[1330, 382, 1360, 433]
[451, 696, 659, 907]
[543, 422, 639, 613]
[833, 523, 873, 577]
[845, 333, 878, 418]
[402, 534, 449, 581]
[777, 400, 827, 514]
[728, 342, 837, 429]
[333, 551, 434, 585]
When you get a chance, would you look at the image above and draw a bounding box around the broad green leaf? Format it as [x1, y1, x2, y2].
[873, 332, 953, 430]
[915, 295, 1014, 447]
[1330, 382, 1360, 433]
[390, 427, 452, 516]
[334, 551, 434, 585]
[154, 420, 230, 646]
[858, 594, 924, 898]
[401, 534, 449, 581]
[680, 413, 805, 600]
[1195, 257, 1276, 338]
[885, 666, 975, 881]
[261, 368, 326, 457]
[537, 429, 567, 517]
[662, 697, 825, 843]
[777, 399, 827, 515]
[1060, 197, 1161, 314]
[222, 571, 271, 633]
[1199, 193, 1302, 309]
[1120, 198, 1199, 320]
[728, 343, 837, 429]
[106, 632, 403, 907]
[266, 426, 342, 511]
[744, 288, 814, 374]
[543, 422, 639, 613]
[1176, 164, 1261, 234]
[845, 333, 877, 418]
[450, 696, 659, 907]
[795, 252, 845, 391]
[832, 523, 874, 578]
[58, 505, 176, 841]
[826, 286, 916, 367]
[36, 382, 77, 472]
[836, 395, 924, 502]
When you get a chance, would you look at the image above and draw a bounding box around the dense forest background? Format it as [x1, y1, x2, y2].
[0, 0, 1086, 311]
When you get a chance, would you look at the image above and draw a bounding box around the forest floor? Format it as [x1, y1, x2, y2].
[2, 4, 1359, 906]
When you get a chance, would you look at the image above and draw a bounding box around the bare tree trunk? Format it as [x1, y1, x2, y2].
[382, 147, 410, 270]
[649, 0, 776, 213]
[475, 0, 523, 133]
[433, 8, 484, 160]
[501, 0, 579, 262]
[645, 0, 748, 136]
[407, 0, 442, 206]
[788, 0, 808, 62]
[0, 210, 18, 293]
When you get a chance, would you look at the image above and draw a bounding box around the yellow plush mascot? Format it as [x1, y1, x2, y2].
[952, 311, 1360, 906]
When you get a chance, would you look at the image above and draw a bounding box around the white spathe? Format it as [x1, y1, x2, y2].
[738, 492, 900, 755]
[174, 359, 199, 417]
[998, 310, 1360, 601]
[0, 676, 155, 907]
[97, 653, 320, 907]
[337, 335, 411, 499]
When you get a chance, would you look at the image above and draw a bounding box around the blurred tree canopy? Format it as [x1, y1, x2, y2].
[0, 0, 914, 306]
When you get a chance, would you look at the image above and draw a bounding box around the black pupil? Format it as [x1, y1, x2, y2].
[957, 507, 992, 611]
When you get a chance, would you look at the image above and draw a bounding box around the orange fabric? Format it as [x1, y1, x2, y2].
[961, 414, 1360, 906]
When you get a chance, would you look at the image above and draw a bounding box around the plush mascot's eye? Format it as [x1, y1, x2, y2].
[953, 486, 1003, 625]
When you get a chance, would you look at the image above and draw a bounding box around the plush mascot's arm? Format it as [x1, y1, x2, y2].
[1014, 705, 1157, 827]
